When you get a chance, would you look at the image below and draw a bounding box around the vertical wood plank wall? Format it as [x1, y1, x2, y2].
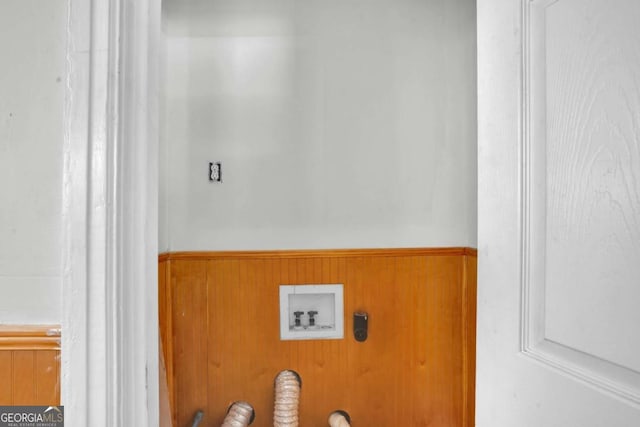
[159, 248, 477, 427]
[0, 326, 61, 405]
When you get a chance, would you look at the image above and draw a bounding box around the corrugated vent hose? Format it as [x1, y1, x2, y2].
[273, 370, 302, 427]
[221, 401, 255, 427]
[328, 410, 351, 427]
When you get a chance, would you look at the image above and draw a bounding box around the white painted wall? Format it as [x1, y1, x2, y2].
[160, 0, 476, 251]
[0, 1, 67, 323]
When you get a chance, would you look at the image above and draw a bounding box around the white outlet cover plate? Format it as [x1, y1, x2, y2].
[279, 284, 344, 340]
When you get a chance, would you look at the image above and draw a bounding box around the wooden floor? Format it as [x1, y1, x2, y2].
[160, 248, 476, 427]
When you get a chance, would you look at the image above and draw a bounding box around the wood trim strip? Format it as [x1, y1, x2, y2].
[462, 254, 477, 427]
[159, 247, 477, 261]
[0, 326, 61, 351]
[158, 259, 176, 427]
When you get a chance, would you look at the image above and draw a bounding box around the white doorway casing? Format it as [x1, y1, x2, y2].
[478, 0, 640, 425]
[61, 0, 640, 424]
[62, 0, 160, 426]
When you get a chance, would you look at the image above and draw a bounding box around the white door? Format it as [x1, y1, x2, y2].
[477, 0, 640, 426]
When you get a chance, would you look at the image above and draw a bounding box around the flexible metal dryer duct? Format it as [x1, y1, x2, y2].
[273, 370, 302, 427]
[221, 401, 255, 427]
[328, 410, 351, 427]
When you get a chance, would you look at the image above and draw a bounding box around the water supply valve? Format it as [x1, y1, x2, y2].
[293, 311, 304, 328]
[307, 310, 318, 327]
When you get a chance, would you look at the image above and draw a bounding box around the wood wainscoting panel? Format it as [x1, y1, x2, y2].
[160, 248, 477, 427]
[172, 260, 209, 427]
[0, 351, 12, 403]
[0, 326, 61, 405]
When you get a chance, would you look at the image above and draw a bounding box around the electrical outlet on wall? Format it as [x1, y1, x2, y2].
[209, 162, 222, 182]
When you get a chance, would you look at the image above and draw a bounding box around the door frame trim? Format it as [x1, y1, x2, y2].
[62, 1, 160, 425]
